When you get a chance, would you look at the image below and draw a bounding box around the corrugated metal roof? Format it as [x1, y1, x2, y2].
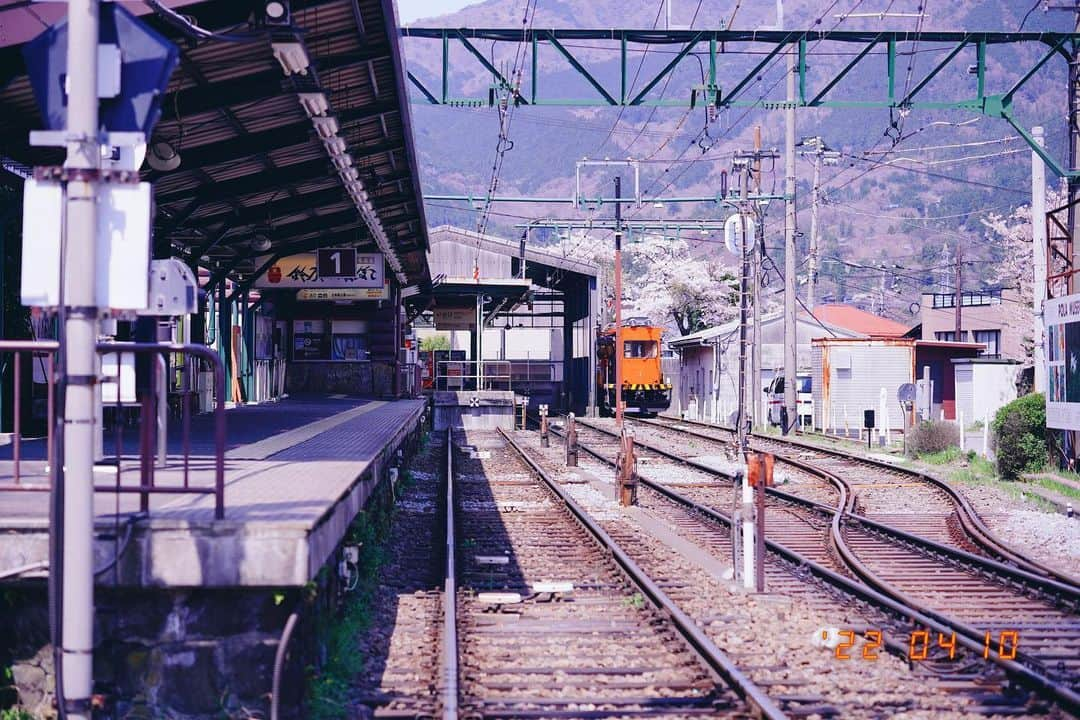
[0, 0, 430, 290]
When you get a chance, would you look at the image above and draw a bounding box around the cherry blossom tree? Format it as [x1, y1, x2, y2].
[980, 185, 1066, 307]
[623, 233, 739, 335]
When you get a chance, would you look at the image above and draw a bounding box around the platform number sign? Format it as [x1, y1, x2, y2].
[316, 248, 357, 279]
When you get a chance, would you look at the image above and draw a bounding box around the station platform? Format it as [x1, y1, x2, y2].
[0, 395, 427, 588]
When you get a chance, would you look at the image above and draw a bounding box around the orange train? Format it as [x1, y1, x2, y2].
[596, 321, 672, 416]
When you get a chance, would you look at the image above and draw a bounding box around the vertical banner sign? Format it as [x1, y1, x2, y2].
[1044, 293, 1080, 429]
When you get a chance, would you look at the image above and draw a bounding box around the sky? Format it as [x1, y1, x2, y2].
[397, 0, 479, 23]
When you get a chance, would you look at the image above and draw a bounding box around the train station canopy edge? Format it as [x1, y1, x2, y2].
[0, 0, 431, 291]
[430, 226, 600, 282]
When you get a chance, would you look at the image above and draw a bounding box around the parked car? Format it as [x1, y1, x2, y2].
[765, 374, 813, 428]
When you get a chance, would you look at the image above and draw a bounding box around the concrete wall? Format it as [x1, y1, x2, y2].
[2, 409, 427, 719]
[433, 390, 516, 430]
[286, 360, 397, 396]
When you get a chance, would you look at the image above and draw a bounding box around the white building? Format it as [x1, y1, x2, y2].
[668, 313, 861, 425]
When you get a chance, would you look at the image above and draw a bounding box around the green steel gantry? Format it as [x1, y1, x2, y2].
[400, 28, 1080, 177]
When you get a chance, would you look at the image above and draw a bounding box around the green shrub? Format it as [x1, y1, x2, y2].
[992, 393, 1046, 480]
[906, 419, 959, 457]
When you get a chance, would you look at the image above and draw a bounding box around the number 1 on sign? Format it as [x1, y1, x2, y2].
[329, 251, 341, 275]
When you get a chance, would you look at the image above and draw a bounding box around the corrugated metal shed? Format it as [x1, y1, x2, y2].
[813, 338, 914, 432]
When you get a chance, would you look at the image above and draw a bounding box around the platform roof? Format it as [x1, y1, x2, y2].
[0, 0, 430, 290]
[430, 225, 600, 283]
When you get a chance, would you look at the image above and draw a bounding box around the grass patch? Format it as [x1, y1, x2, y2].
[1032, 476, 1080, 501]
[917, 446, 963, 465]
[307, 464, 408, 718]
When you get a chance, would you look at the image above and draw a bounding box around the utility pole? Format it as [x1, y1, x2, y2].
[954, 243, 963, 341]
[1033, 126, 1048, 393]
[734, 142, 780, 445]
[61, 0, 100, 715]
[809, 153, 821, 311]
[752, 126, 763, 432]
[614, 176, 624, 428]
[798, 137, 839, 313]
[783, 47, 797, 436]
[736, 166, 751, 453]
[878, 264, 888, 317]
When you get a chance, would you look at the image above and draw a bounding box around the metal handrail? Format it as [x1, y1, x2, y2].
[0, 341, 226, 520]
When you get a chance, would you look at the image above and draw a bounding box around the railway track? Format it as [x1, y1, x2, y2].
[552, 417, 1080, 713]
[639, 415, 1077, 587]
[444, 428, 782, 718]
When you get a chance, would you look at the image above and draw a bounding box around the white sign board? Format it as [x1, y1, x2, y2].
[1044, 293, 1080, 430]
[254, 252, 383, 289]
[21, 178, 151, 310]
[435, 307, 475, 331]
[296, 285, 389, 301]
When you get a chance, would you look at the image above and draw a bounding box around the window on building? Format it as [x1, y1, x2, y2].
[934, 331, 957, 342]
[625, 340, 658, 358]
[972, 329, 1001, 358]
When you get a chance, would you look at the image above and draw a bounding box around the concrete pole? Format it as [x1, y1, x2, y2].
[61, 0, 100, 715]
[1033, 126, 1048, 393]
[736, 169, 750, 453]
[954, 244, 963, 340]
[808, 151, 820, 311]
[614, 176, 624, 428]
[784, 53, 797, 436]
[752, 126, 763, 431]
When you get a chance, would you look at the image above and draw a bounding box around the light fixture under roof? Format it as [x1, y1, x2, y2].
[146, 140, 181, 172]
[339, 166, 359, 181]
[312, 115, 339, 138]
[271, 41, 310, 75]
[252, 234, 272, 252]
[298, 92, 329, 117]
[332, 154, 353, 171]
[323, 136, 347, 155]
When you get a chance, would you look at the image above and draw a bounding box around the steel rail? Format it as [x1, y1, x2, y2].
[642, 415, 1080, 587]
[496, 427, 788, 720]
[441, 428, 459, 720]
[550, 421, 1080, 713]
[577, 418, 1079, 604]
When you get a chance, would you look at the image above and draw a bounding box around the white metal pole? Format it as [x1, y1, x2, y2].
[61, 0, 100, 715]
[809, 153, 821, 311]
[1032, 126, 1048, 393]
[959, 411, 965, 451]
[983, 410, 990, 456]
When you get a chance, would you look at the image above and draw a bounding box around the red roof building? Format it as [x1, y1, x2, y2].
[812, 304, 911, 338]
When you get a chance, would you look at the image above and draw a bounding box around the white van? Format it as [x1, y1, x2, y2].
[765, 374, 813, 429]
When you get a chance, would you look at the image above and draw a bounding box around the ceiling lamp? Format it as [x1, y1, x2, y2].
[263, 0, 291, 25]
[271, 41, 310, 75]
[339, 166, 359, 181]
[323, 136, 347, 156]
[252, 234, 272, 252]
[312, 115, 339, 138]
[146, 140, 181, 172]
[298, 92, 329, 117]
[332, 154, 353, 171]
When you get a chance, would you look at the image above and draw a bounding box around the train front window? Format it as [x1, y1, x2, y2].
[624, 340, 658, 358]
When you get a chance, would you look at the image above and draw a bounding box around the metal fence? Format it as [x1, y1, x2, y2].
[0, 341, 227, 519]
[435, 360, 512, 391]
